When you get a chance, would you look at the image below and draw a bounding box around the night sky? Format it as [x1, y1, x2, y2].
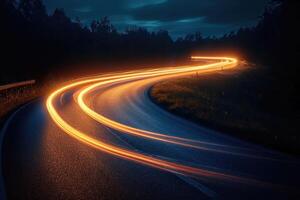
[44, 0, 269, 38]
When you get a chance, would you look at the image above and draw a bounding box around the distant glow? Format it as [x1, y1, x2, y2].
[46, 57, 273, 186]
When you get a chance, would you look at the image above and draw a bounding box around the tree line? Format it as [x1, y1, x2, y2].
[1, 0, 298, 90]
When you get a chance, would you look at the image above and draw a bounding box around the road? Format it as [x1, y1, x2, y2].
[1, 57, 299, 199]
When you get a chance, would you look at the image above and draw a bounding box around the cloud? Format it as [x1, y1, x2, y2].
[45, 0, 127, 16]
[130, 0, 269, 24]
[128, 0, 167, 8]
[43, 0, 269, 37]
[73, 6, 93, 13]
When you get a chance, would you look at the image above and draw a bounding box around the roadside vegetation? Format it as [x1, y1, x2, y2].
[150, 63, 299, 155]
[0, 83, 39, 118]
[0, 78, 65, 119]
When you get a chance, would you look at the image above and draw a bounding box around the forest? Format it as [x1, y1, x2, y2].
[0, 0, 299, 113]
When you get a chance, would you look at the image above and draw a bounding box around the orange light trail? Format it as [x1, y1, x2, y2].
[46, 56, 274, 186]
[76, 60, 265, 157]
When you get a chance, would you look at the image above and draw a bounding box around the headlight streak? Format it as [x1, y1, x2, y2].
[76, 59, 285, 161]
[46, 57, 278, 187]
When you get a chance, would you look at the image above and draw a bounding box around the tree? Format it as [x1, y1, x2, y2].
[91, 17, 117, 35]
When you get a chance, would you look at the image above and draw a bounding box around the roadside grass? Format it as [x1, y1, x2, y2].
[0, 84, 40, 118]
[0, 78, 62, 119]
[150, 64, 299, 155]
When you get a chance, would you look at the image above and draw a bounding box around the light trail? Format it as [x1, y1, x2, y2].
[76, 58, 238, 148]
[76, 58, 286, 161]
[76, 62, 271, 158]
[46, 56, 276, 186]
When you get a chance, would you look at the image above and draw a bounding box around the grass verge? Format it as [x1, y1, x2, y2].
[150, 64, 299, 156]
[0, 84, 39, 119]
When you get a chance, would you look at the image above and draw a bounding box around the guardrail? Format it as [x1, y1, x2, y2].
[0, 80, 36, 91]
[0, 79, 36, 200]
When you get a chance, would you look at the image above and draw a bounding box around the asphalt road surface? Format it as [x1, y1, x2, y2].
[1, 57, 299, 199]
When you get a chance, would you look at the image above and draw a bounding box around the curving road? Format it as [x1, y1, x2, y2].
[1, 57, 300, 199]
